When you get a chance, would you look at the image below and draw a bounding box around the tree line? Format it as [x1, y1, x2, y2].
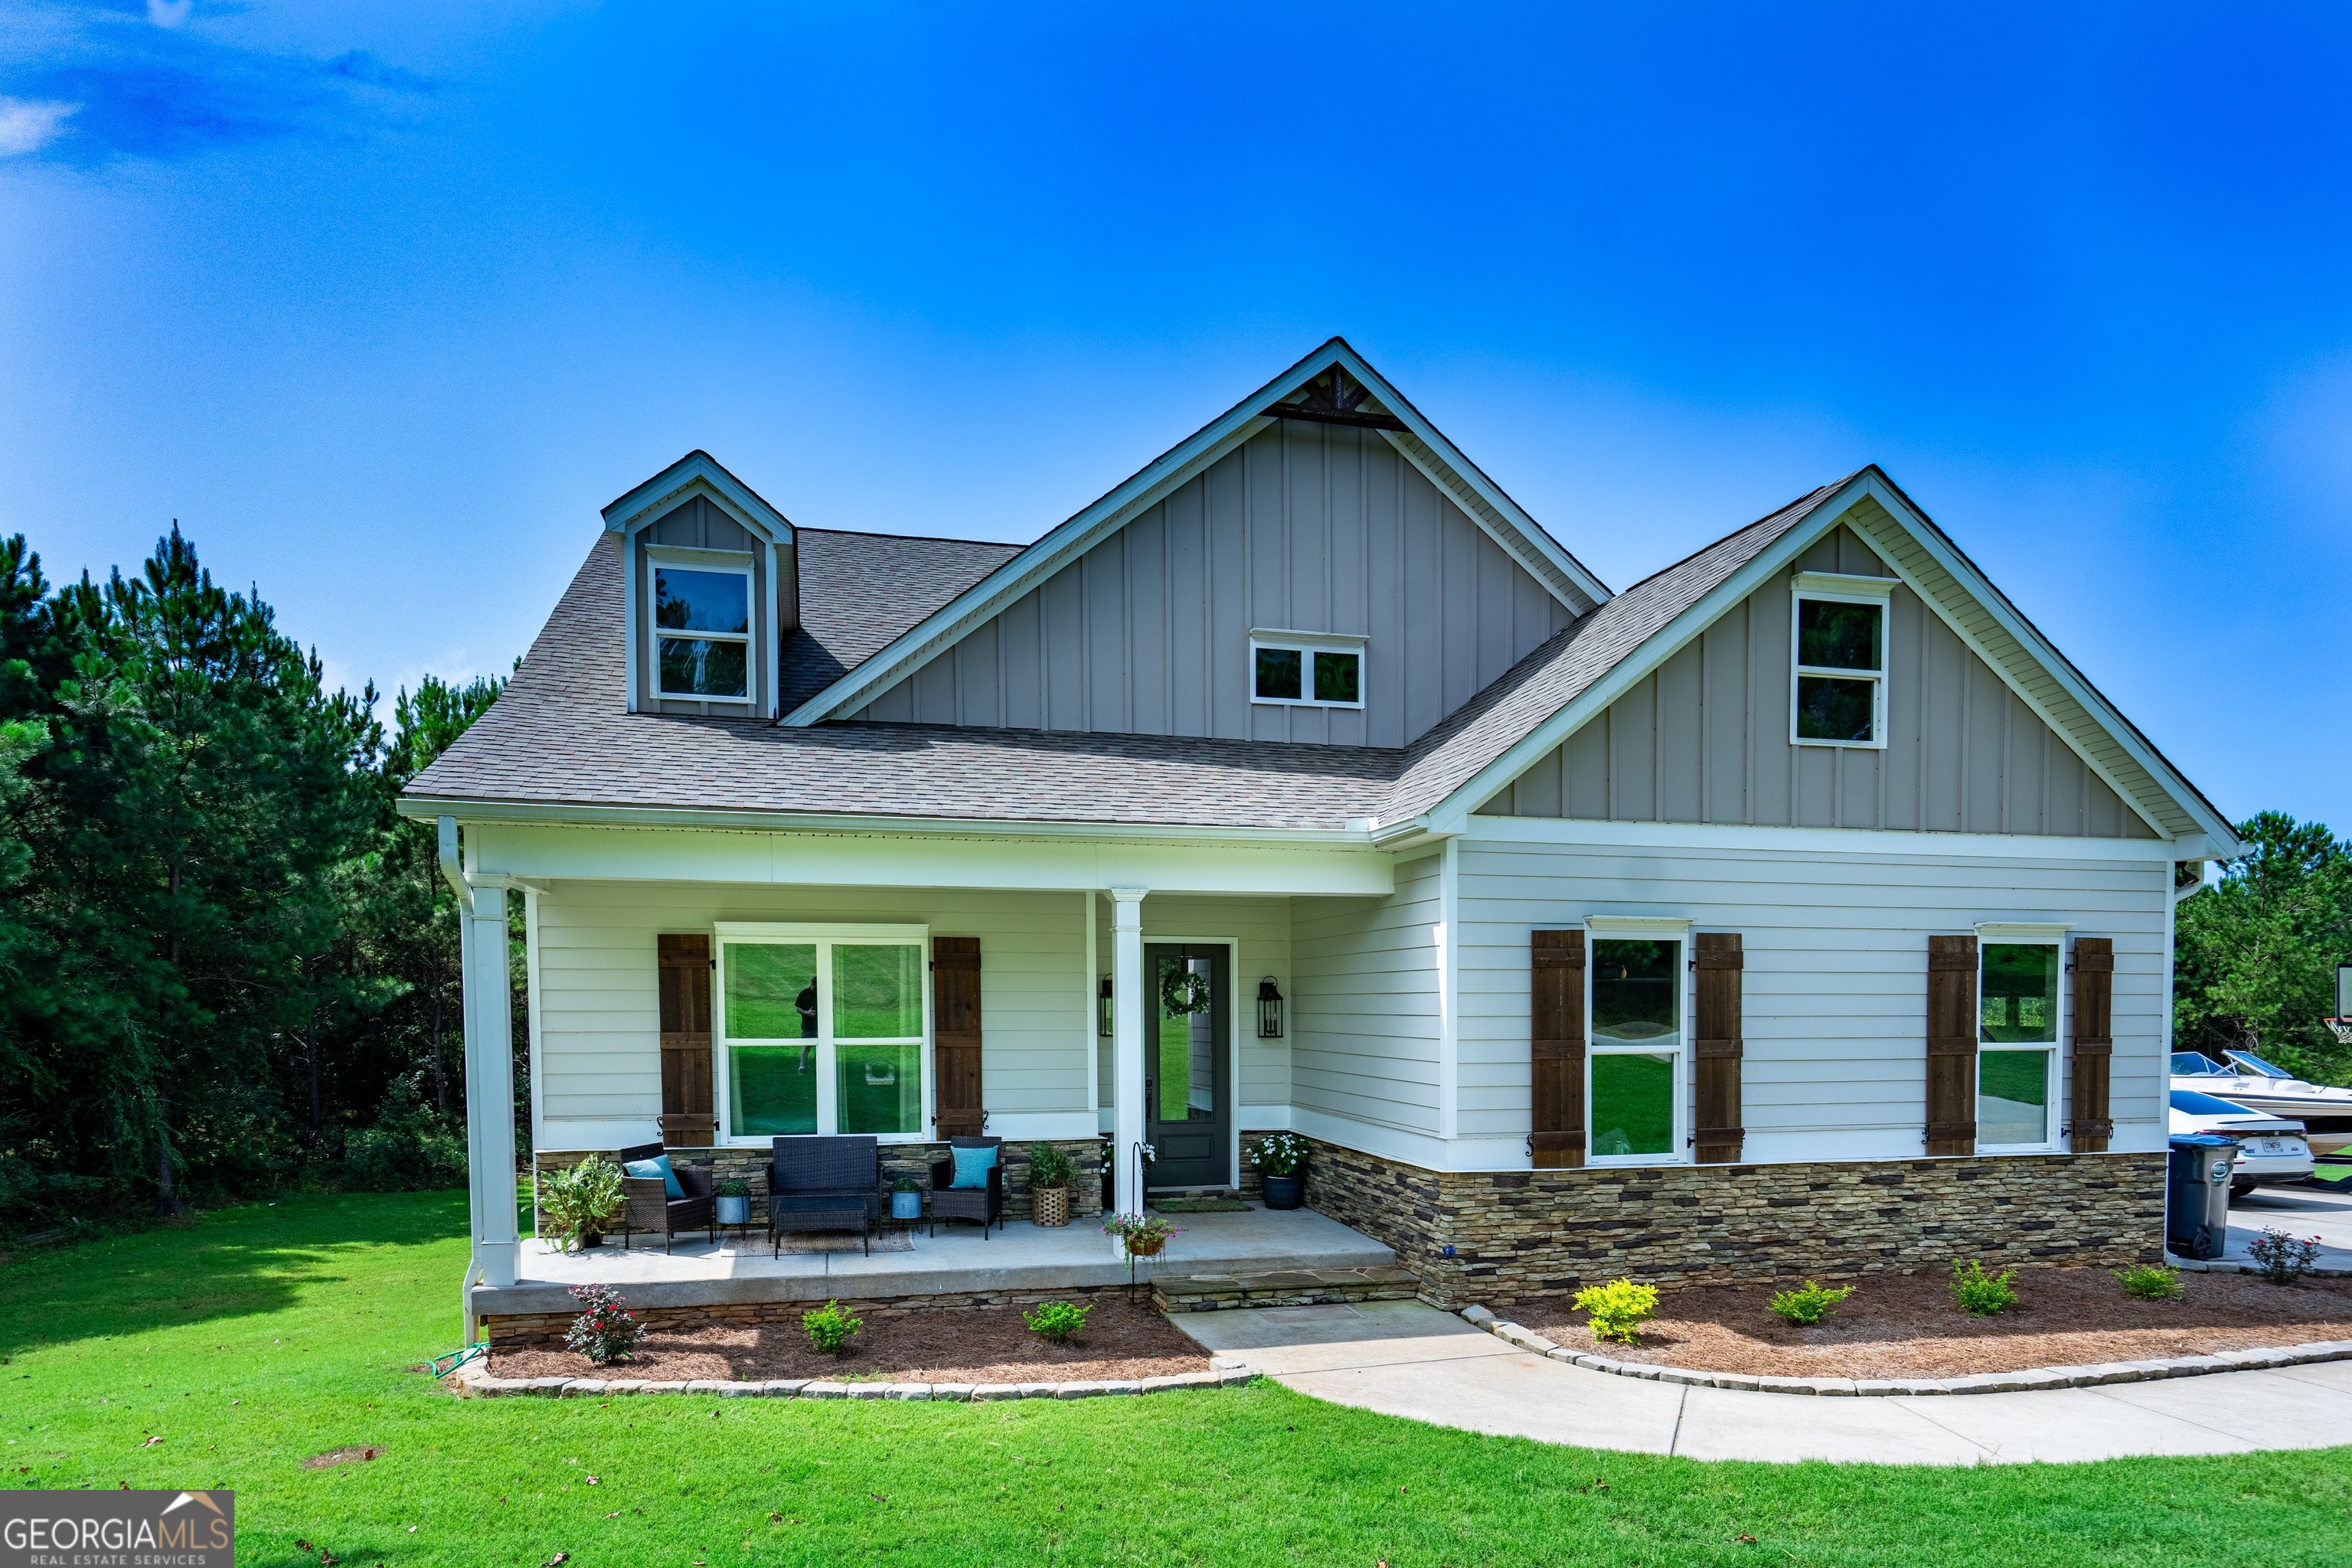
[0, 523, 2345, 1238]
[0, 526, 505, 1233]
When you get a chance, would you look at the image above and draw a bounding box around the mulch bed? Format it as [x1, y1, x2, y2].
[488, 1298, 1209, 1385]
[1509, 1268, 2352, 1378]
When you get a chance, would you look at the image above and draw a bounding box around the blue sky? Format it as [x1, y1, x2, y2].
[3, 2, 2349, 831]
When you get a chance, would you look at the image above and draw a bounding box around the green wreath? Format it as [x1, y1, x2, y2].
[1159, 966, 1213, 1017]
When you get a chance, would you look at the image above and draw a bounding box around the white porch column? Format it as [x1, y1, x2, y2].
[447, 818, 521, 1292]
[1109, 888, 1148, 1220]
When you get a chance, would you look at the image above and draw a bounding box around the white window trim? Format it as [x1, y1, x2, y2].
[647, 547, 756, 705]
[1584, 922, 1693, 1168]
[1975, 933, 2064, 1155]
[1249, 628, 1367, 710]
[710, 922, 931, 1145]
[1789, 572, 1893, 751]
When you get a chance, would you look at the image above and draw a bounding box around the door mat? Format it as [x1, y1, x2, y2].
[774, 1230, 917, 1255]
[1150, 1198, 1251, 1214]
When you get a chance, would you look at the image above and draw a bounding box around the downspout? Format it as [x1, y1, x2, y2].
[440, 816, 485, 1344]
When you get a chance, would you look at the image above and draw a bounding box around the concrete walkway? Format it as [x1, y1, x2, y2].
[1174, 1299, 2352, 1465]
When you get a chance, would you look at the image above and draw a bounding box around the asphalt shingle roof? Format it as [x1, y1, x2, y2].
[406, 483, 1848, 831]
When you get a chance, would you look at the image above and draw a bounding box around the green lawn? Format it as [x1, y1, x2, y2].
[5, 1196, 2352, 1566]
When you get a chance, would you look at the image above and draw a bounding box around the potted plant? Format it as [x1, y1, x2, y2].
[1102, 1211, 1179, 1298]
[714, 1177, 751, 1227]
[539, 1154, 624, 1253]
[890, 1175, 922, 1221]
[1250, 1132, 1309, 1210]
[1027, 1143, 1075, 1228]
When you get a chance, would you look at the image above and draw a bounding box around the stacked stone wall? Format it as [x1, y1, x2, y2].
[482, 1284, 1133, 1350]
[1296, 1135, 2165, 1308]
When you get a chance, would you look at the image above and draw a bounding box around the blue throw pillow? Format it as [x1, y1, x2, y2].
[622, 1155, 683, 1199]
[949, 1145, 998, 1190]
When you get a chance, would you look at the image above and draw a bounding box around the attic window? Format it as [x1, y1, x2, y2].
[1789, 573, 1893, 749]
[654, 564, 751, 700]
[1251, 632, 1364, 710]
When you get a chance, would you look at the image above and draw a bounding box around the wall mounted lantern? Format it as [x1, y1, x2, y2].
[1256, 976, 1285, 1039]
[1098, 975, 1114, 1037]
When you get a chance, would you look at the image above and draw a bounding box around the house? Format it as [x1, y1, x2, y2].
[403, 338, 2237, 1312]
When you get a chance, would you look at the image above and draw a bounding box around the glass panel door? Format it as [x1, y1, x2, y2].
[1145, 944, 1230, 1190]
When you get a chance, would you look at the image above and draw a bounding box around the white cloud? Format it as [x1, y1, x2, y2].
[147, 0, 194, 30]
[0, 96, 76, 158]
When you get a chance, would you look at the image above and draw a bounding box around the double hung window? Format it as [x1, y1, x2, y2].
[1978, 940, 2060, 1150]
[715, 924, 927, 1142]
[1250, 632, 1364, 709]
[1791, 573, 1891, 747]
[652, 557, 753, 701]
[1586, 932, 1687, 1163]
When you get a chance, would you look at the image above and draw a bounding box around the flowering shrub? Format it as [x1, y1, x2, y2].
[563, 1283, 642, 1364]
[1024, 1300, 1093, 1344]
[1767, 1279, 1854, 1327]
[1247, 1132, 1309, 1178]
[2249, 1228, 2323, 1286]
[1573, 1278, 1658, 1344]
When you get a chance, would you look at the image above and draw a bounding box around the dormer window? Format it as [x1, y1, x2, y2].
[1789, 573, 1893, 749]
[1250, 631, 1365, 710]
[653, 560, 752, 701]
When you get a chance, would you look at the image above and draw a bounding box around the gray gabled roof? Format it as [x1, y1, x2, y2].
[776, 529, 1024, 714]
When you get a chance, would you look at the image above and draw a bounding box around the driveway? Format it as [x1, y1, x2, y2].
[2223, 1181, 2352, 1272]
[1173, 1298, 2352, 1465]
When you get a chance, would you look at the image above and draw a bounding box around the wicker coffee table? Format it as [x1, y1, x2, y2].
[768, 1205, 872, 1257]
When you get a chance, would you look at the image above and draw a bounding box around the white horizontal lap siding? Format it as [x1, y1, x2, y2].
[1287, 853, 1443, 1138]
[1454, 838, 2171, 1161]
[531, 882, 1090, 1134]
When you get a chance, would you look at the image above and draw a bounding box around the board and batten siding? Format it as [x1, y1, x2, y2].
[1092, 893, 1293, 1119]
[531, 881, 1090, 1148]
[1477, 525, 2157, 838]
[1453, 831, 2172, 1162]
[1287, 851, 1446, 1141]
[851, 420, 1576, 747]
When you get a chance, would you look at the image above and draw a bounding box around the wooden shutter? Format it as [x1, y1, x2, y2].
[658, 934, 715, 1147]
[1530, 930, 1586, 1168]
[1694, 933, 1746, 1164]
[932, 936, 985, 1138]
[1926, 934, 1978, 1156]
[2069, 937, 2115, 1153]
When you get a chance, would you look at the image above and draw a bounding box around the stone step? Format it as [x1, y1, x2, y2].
[1152, 1265, 1420, 1312]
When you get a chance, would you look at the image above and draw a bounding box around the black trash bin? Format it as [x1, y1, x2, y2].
[2166, 1134, 2239, 1260]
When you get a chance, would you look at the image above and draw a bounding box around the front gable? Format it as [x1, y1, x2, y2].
[1477, 519, 2157, 838]
[850, 416, 1576, 746]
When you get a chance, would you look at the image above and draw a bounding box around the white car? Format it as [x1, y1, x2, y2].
[2171, 1088, 2314, 1199]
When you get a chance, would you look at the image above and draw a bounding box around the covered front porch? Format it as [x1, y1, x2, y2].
[470, 1202, 1409, 1345]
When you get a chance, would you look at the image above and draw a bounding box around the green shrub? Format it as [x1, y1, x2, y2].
[2114, 1263, 2184, 1302]
[1767, 1279, 1854, 1327]
[341, 1076, 467, 1193]
[1949, 1259, 2020, 1316]
[1023, 1300, 1093, 1344]
[802, 1299, 863, 1357]
[1025, 1143, 1074, 1191]
[537, 1155, 624, 1253]
[1573, 1278, 1659, 1344]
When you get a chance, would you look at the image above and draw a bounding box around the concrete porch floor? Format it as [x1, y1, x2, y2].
[472, 1204, 1398, 1318]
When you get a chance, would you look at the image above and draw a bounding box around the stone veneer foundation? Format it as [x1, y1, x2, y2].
[482, 1284, 1136, 1350]
[1295, 1135, 2166, 1308]
[532, 1138, 1106, 1235]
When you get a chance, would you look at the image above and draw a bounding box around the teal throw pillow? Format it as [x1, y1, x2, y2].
[949, 1145, 998, 1191]
[622, 1155, 683, 1199]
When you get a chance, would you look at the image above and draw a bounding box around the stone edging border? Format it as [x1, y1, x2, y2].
[1459, 1306, 2352, 1396]
[453, 1355, 1257, 1401]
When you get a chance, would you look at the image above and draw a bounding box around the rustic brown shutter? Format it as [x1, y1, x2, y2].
[1694, 933, 1746, 1164]
[931, 936, 984, 1138]
[1926, 934, 1978, 1155]
[1530, 930, 1586, 1168]
[2069, 937, 2115, 1153]
[658, 933, 715, 1147]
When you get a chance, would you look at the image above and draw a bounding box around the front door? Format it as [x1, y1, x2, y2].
[1145, 943, 1231, 1190]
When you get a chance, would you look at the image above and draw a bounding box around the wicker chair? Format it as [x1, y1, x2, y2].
[767, 1135, 880, 1257]
[928, 1135, 1005, 1239]
[614, 1141, 715, 1253]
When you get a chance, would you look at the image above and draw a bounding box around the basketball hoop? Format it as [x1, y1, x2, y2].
[2328, 1017, 2352, 1049]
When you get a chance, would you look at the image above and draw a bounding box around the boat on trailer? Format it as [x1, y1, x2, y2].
[2171, 1050, 2352, 1157]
